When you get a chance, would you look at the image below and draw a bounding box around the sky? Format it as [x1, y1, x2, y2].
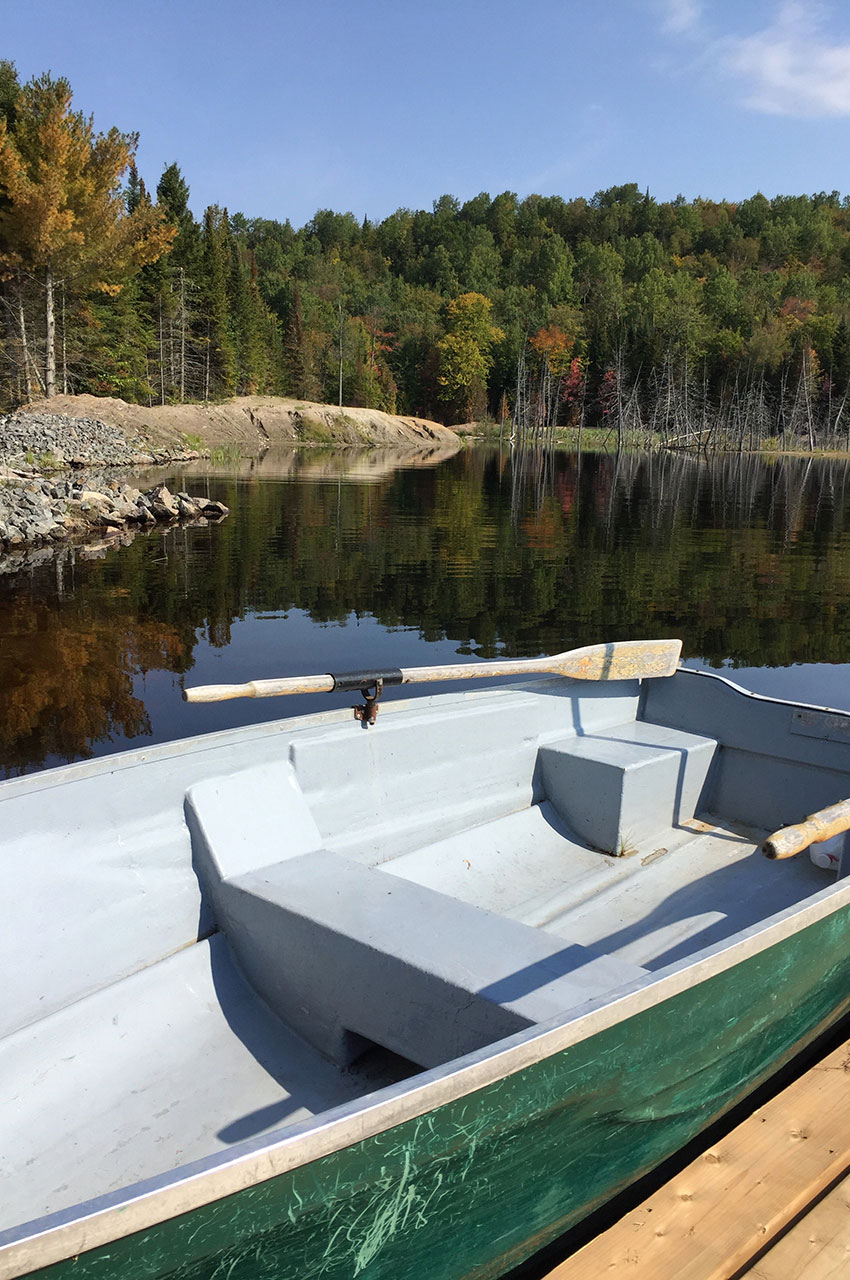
[4, 0, 850, 227]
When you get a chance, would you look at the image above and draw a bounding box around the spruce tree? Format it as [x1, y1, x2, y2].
[284, 277, 308, 397]
[201, 205, 235, 398]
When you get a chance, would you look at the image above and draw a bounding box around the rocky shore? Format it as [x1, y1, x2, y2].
[0, 468, 229, 558]
[0, 395, 454, 570]
[0, 408, 202, 469]
[0, 411, 229, 570]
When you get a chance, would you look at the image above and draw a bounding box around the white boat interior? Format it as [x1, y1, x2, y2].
[1, 667, 846, 1236]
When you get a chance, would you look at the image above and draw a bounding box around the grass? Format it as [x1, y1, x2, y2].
[469, 423, 662, 451]
[615, 832, 639, 858]
[25, 449, 60, 471]
[296, 411, 335, 443]
[209, 443, 243, 465]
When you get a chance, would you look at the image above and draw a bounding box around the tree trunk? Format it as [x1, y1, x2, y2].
[179, 268, 186, 402]
[338, 300, 344, 407]
[158, 296, 166, 405]
[45, 260, 56, 398]
[60, 279, 68, 394]
[17, 276, 34, 401]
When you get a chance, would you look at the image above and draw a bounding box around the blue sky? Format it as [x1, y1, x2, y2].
[5, 0, 850, 226]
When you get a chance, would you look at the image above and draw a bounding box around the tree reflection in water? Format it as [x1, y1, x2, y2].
[3, 447, 850, 775]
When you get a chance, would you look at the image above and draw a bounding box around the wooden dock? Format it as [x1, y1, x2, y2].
[542, 1034, 850, 1279]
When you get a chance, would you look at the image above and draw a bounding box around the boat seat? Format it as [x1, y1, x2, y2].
[538, 721, 717, 856]
[212, 850, 648, 1068]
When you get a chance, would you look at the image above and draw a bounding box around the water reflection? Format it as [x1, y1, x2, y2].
[4, 448, 850, 775]
[159, 442, 462, 485]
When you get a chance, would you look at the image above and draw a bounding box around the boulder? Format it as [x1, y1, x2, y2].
[147, 484, 179, 519]
[202, 500, 230, 518]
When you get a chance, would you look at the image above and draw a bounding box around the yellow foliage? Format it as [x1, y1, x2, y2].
[0, 74, 174, 285]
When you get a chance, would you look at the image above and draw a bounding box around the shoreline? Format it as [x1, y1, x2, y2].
[17, 394, 460, 454]
[0, 465, 229, 571]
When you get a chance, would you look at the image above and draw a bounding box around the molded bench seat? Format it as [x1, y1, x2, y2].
[214, 851, 649, 1068]
[538, 721, 718, 856]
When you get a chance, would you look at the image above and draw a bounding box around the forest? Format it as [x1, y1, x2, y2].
[3, 62, 850, 449]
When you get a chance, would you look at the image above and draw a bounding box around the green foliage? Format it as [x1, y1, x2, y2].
[201, 205, 236, 397]
[0, 60, 20, 128]
[437, 293, 504, 422]
[6, 60, 850, 443]
[0, 69, 173, 401]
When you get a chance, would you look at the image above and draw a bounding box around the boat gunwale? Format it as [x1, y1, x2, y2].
[2, 662, 847, 802]
[3, 667, 850, 1277]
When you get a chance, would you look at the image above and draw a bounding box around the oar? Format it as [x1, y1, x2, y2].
[763, 797, 850, 859]
[183, 637, 682, 703]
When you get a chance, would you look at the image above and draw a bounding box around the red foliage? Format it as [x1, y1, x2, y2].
[561, 357, 586, 406]
[597, 368, 618, 417]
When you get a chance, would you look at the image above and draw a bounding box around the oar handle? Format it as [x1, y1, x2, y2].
[184, 674, 335, 702]
[763, 797, 850, 859]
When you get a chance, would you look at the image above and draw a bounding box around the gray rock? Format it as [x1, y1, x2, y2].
[148, 484, 179, 519]
[0, 424, 229, 568]
[202, 500, 230, 518]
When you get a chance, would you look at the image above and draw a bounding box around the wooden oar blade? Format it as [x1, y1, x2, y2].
[553, 638, 682, 682]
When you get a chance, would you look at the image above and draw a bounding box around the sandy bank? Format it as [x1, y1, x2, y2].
[21, 395, 459, 453]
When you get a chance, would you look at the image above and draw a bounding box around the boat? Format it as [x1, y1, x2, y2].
[3, 638, 850, 1280]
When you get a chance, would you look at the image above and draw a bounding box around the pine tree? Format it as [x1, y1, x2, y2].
[0, 60, 19, 128]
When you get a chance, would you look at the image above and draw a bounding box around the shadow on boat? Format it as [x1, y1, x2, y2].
[206, 933, 418, 1145]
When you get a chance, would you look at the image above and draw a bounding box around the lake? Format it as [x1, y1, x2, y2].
[3, 445, 850, 778]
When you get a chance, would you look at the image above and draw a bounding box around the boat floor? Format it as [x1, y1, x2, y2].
[0, 801, 830, 1235]
[382, 801, 829, 971]
[0, 934, 416, 1233]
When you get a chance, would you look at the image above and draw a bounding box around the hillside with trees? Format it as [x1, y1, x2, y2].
[3, 62, 850, 449]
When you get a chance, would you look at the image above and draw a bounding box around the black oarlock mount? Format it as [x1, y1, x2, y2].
[329, 669, 403, 728]
[353, 679, 383, 726]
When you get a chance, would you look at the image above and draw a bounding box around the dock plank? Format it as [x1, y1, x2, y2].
[547, 1038, 850, 1279]
[743, 1169, 850, 1279]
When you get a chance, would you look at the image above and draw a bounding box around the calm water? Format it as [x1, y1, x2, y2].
[4, 445, 850, 778]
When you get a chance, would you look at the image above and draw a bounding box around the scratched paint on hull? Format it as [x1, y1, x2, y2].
[25, 903, 850, 1280]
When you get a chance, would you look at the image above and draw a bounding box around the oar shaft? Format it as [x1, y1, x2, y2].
[400, 658, 545, 684]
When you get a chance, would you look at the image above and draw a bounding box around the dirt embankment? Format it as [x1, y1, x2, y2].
[22, 394, 460, 453]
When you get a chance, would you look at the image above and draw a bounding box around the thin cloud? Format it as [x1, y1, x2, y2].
[660, 0, 702, 35]
[723, 2, 850, 117]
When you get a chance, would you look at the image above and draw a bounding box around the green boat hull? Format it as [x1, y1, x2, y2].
[26, 899, 850, 1280]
